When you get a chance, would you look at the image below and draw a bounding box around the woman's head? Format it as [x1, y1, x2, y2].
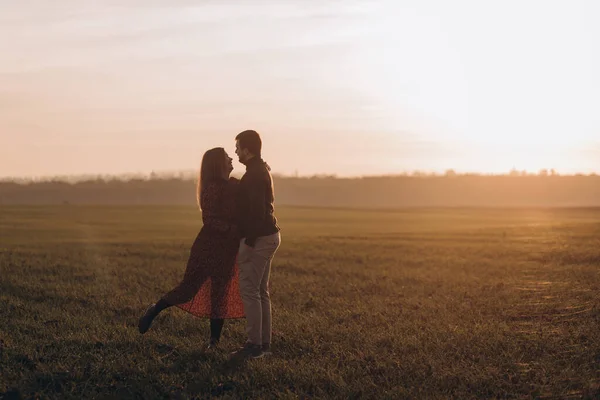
[197, 147, 233, 206]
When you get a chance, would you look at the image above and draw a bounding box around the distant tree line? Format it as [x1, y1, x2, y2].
[1, 171, 599, 207]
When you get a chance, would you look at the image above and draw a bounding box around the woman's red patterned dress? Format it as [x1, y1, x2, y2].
[162, 178, 244, 318]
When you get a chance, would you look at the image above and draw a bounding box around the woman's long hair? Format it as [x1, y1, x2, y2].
[196, 147, 227, 209]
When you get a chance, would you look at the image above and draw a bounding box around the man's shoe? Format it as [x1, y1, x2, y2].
[138, 304, 157, 334]
[229, 342, 264, 359]
[262, 343, 272, 356]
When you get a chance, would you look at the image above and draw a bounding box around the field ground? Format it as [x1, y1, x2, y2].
[1, 206, 599, 399]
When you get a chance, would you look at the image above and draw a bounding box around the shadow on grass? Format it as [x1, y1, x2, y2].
[1, 281, 95, 309]
[1, 337, 251, 399]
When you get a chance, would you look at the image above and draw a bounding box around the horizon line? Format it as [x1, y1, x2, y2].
[1, 168, 599, 183]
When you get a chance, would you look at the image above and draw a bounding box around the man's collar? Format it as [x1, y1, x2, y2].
[245, 156, 263, 169]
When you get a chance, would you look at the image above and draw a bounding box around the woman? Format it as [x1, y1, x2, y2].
[138, 147, 244, 348]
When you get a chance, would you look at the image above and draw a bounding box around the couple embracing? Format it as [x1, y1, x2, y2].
[138, 130, 281, 360]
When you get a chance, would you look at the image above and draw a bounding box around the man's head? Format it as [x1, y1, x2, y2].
[235, 130, 262, 164]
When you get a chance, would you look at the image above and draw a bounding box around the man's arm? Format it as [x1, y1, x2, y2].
[242, 173, 266, 247]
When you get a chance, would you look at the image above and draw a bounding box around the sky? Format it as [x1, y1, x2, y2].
[1, 0, 599, 178]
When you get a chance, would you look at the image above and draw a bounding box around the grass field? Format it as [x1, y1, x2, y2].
[1, 205, 599, 399]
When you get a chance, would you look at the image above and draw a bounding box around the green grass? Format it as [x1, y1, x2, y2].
[1, 205, 599, 399]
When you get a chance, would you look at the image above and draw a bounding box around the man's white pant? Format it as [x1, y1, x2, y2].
[238, 232, 281, 345]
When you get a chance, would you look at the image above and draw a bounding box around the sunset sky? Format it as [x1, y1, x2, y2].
[1, 0, 599, 178]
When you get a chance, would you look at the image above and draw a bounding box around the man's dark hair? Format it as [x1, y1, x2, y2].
[236, 130, 262, 157]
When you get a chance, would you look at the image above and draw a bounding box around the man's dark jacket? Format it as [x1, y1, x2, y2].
[237, 156, 280, 246]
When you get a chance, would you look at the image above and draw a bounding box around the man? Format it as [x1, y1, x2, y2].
[231, 130, 281, 359]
